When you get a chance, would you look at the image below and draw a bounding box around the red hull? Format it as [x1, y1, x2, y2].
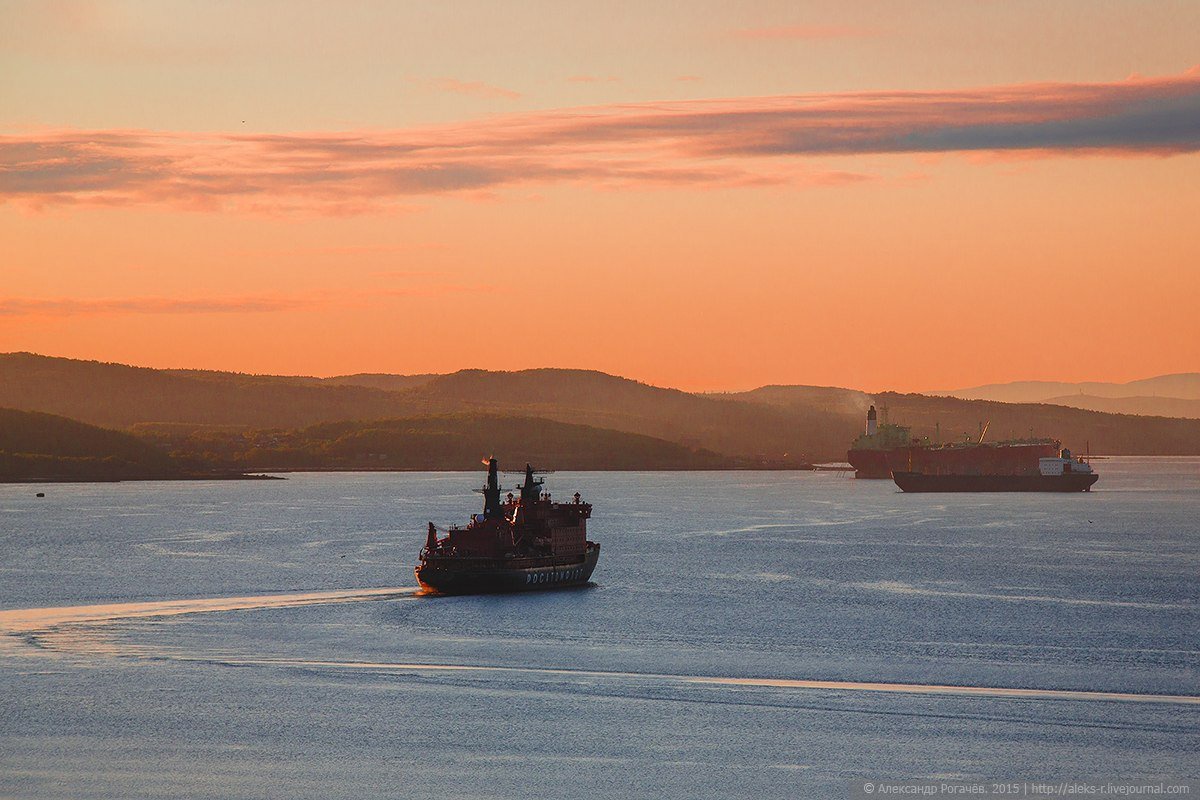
[846, 449, 892, 479]
[893, 471, 1097, 492]
[848, 441, 1060, 479]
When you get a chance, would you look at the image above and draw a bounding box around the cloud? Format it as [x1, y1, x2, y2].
[431, 78, 521, 100]
[568, 75, 620, 84]
[731, 25, 874, 40]
[0, 282, 493, 318]
[3, 68, 1198, 214]
[0, 295, 308, 317]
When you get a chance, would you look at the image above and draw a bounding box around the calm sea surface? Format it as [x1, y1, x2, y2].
[1, 458, 1198, 798]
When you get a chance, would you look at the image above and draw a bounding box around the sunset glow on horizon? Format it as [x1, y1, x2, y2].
[3, 1, 1198, 393]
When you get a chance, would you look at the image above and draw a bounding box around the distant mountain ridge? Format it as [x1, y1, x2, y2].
[874, 393, 1200, 455]
[943, 373, 1200, 419]
[947, 374, 1200, 402]
[1039, 395, 1200, 420]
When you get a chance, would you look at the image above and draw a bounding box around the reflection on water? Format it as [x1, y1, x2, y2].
[7, 589, 1196, 705]
[0, 587, 415, 633]
[1, 459, 1198, 799]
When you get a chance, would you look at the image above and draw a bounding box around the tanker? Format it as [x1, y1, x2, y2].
[893, 449, 1098, 492]
[415, 459, 600, 595]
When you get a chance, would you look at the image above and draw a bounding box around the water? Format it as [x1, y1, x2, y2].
[1, 459, 1197, 798]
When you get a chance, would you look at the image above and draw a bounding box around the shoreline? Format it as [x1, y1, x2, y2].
[1, 472, 284, 485]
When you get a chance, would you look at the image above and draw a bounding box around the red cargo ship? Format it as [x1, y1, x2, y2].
[416, 459, 600, 595]
[847, 405, 1060, 479]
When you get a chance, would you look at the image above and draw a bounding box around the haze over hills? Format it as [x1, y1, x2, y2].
[400, 369, 857, 461]
[947, 373, 1200, 402]
[875, 393, 1200, 455]
[1038, 395, 1200, 420]
[4, 353, 1200, 471]
[945, 373, 1200, 417]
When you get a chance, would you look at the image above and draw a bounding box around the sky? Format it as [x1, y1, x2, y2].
[1, 0, 1198, 393]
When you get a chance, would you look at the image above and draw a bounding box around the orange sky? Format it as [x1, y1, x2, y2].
[2, 1, 1198, 392]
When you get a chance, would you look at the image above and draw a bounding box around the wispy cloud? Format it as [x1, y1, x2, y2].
[0, 282, 493, 318]
[0, 295, 308, 317]
[731, 24, 874, 40]
[3, 68, 1198, 214]
[431, 78, 521, 100]
[568, 75, 620, 84]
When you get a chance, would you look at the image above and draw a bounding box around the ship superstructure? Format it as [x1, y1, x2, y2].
[847, 405, 915, 477]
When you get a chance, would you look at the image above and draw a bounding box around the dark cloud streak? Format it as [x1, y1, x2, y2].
[2, 69, 1198, 213]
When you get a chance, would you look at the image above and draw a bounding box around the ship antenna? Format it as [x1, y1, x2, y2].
[518, 463, 543, 505]
[978, 420, 990, 444]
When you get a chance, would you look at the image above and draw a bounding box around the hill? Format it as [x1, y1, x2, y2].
[0, 352, 422, 428]
[0, 355, 842, 461]
[716, 384, 871, 416]
[398, 369, 854, 462]
[6, 353, 1200, 463]
[0, 407, 182, 481]
[131, 414, 737, 471]
[319, 373, 439, 392]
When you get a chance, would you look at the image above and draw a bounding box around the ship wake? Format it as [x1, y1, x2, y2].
[3, 588, 1197, 708]
[191, 657, 1200, 706]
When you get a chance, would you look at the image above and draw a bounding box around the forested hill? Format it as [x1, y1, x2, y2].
[0, 407, 181, 481]
[5, 353, 1200, 463]
[0, 355, 857, 461]
[133, 414, 738, 472]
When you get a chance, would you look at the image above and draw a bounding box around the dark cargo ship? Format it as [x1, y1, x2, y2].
[415, 458, 600, 595]
[848, 405, 1060, 478]
[893, 449, 1098, 492]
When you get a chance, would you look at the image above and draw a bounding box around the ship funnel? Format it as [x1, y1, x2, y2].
[481, 457, 502, 518]
[866, 405, 878, 436]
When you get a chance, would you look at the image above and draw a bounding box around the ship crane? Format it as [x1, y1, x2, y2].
[978, 421, 991, 444]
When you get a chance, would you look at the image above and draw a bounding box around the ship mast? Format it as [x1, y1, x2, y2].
[518, 463, 544, 504]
